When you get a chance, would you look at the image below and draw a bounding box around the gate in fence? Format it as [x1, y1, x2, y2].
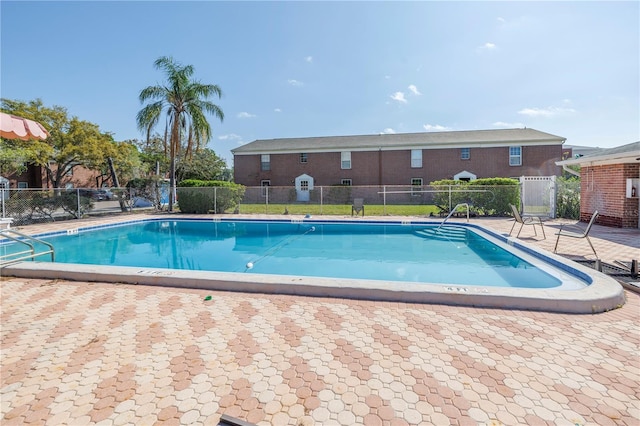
[520, 176, 556, 218]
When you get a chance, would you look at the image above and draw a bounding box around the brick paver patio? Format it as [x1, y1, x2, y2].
[1, 214, 639, 425]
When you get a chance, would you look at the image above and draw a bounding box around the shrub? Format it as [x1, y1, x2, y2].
[468, 178, 519, 216]
[177, 180, 245, 214]
[429, 179, 469, 211]
[556, 176, 580, 219]
[126, 177, 166, 210]
[429, 178, 519, 216]
[59, 190, 93, 218]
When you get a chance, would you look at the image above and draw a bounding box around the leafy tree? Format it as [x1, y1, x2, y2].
[132, 134, 170, 177]
[94, 140, 144, 188]
[1, 98, 116, 188]
[1, 98, 57, 176]
[176, 148, 230, 182]
[137, 56, 224, 211]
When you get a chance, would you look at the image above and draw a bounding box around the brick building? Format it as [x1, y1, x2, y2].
[232, 128, 566, 198]
[557, 141, 640, 228]
[4, 164, 103, 190]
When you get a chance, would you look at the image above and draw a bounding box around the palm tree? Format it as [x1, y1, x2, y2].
[137, 56, 224, 211]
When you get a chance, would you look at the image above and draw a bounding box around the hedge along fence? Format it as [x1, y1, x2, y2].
[430, 178, 520, 216]
[176, 180, 246, 214]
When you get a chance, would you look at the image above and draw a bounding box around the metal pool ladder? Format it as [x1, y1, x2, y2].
[0, 229, 55, 267]
[437, 203, 470, 231]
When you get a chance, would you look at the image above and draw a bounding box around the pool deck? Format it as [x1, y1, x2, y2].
[1, 213, 639, 425]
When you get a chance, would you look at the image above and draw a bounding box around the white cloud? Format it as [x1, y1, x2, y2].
[408, 85, 421, 96]
[390, 92, 407, 103]
[517, 106, 576, 117]
[274, 108, 282, 113]
[497, 17, 505, 23]
[381, 128, 396, 134]
[218, 133, 242, 141]
[305, 56, 313, 63]
[493, 121, 525, 128]
[478, 42, 497, 51]
[423, 124, 451, 131]
[237, 112, 256, 119]
[288, 79, 304, 87]
[384, 75, 391, 79]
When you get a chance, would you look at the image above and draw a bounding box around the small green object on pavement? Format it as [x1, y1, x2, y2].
[204, 295, 212, 301]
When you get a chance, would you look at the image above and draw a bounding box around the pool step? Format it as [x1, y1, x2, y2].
[414, 227, 467, 242]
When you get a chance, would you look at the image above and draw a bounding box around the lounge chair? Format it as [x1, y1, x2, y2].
[352, 198, 364, 216]
[509, 204, 545, 239]
[554, 210, 599, 258]
[0, 217, 13, 229]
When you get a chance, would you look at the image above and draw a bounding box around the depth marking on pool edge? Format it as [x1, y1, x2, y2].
[137, 270, 175, 276]
[445, 287, 489, 293]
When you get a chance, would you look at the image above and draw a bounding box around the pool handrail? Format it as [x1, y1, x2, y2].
[437, 203, 469, 231]
[0, 228, 55, 267]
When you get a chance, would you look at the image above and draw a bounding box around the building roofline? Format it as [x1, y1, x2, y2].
[232, 128, 566, 155]
[556, 141, 640, 166]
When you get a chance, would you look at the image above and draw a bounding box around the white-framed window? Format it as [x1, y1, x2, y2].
[341, 151, 351, 169]
[411, 149, 422, 168]
[300, 180, 309, 191]
[341, 179, 352, 186]
[261, 180, 270, 197]
[17, 182, 28, 189]
[411, 178, 423, 196]
[509, 146, 522, 166]
[460, 148, 470, 160]
[261, 154, 271, 171]
[300, 153, 308, 163]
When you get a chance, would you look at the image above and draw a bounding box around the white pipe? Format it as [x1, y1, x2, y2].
[562, 164, 580, 177]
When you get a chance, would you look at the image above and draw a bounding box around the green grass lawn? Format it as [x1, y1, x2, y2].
[235, 203, 443, 216]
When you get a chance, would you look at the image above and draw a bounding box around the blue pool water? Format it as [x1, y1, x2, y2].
[7, 219, 568, 289]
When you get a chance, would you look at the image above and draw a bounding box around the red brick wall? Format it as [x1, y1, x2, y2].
[580, 163, 639, 228]
[234, 145, 563, 186]
[7, 165, 105, 189]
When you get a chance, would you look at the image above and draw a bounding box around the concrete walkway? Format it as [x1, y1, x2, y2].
[1, 214, 638, 425]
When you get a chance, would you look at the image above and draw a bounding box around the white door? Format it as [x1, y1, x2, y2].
[295, 174, 314, 202]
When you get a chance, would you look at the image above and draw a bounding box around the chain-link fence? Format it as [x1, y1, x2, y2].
[2, 183, 581, 226]
[169, 184, 522, 217]
[0, 188, 153, 226]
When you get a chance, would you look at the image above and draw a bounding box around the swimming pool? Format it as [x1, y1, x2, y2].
[1, 217, 625, 313]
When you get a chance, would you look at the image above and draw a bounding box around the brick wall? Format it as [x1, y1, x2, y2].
[234, 145, 563, 186]
[7, 164, 103, 189]
[580, 163, 639, 228]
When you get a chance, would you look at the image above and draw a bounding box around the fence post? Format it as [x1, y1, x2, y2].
[214, 187, 217, 214]
[320, 186, 323, 215]
[383, 186, 387, 216]
[448, 185, 452, 211]
[76, 189, 81, 219]
[265, 186, 269, 214]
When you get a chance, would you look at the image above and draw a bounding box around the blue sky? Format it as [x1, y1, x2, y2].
[1, 1, 638, 166]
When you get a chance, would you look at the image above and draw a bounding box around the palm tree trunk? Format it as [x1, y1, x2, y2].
[169, 120, 180, 212]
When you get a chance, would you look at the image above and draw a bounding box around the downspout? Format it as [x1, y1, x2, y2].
[562, 164, 580, 178]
